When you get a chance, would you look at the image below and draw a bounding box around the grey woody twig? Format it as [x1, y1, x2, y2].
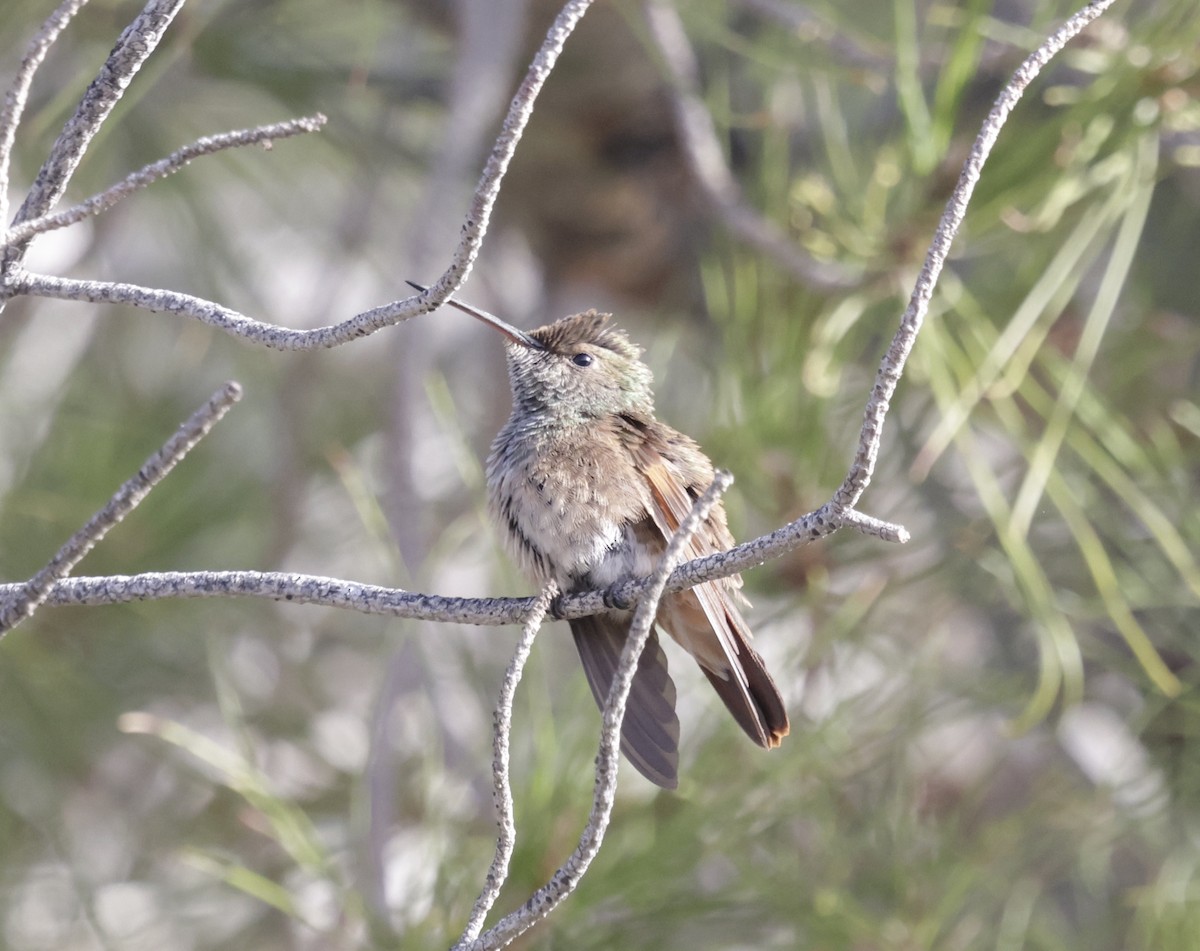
[2, 115, 328, 249]
[0, 1, 595, 344]
[396, 0, 598, 325]
[455, 581, 559, 949]
[5, 0, 187, 265]
[0, 382, 243, 637]
[6, 2, 598, 351]
[833, 0, 1117, 515]
[461, 474, 733, 951]
[0, 0, 90, 227]
[3, 501, 904, 626]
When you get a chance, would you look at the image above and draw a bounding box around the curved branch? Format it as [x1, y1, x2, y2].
[404, 0, 597, 317]
[6, 2, 598, 351]
[833, 0, 1117, 514]
[3, 115, 327, 249]
[457, 580, 559, 947]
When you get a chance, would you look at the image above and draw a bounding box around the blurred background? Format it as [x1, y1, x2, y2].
[2, 0, 1199, 948]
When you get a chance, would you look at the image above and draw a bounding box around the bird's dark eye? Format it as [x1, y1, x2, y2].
[571, 352, 593, 367]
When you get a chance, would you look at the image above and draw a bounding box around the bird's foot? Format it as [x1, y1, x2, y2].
[548, 592, 570, 621]
[601, 583, 634, 612]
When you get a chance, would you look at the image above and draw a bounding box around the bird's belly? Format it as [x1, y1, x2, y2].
[489, 447, 655, 589]
[523, 501, 625, 584]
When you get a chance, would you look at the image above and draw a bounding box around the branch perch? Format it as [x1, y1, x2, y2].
[2, 500, 904, 626]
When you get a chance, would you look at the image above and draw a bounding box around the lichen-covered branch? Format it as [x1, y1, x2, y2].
[4, 2, 597, 351]
[0, 502, 903, 626]
[456, 581, 559, 947]
[0, 0, 90, 226]
[3, 0, 187, 277]
[3, 115, 327, 249]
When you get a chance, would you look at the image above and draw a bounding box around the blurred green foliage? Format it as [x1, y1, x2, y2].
[2, 0, 1199, 949]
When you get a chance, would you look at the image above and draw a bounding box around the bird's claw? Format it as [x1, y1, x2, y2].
[602, 584, 634, 611]
[548, 592, 570, 620]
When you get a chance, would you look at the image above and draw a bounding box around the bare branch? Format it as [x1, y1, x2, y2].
[0, 0, 90, 226]
[843, 509, 910, 544]
[0, 381, 242, 637]
[3, 115, 327, 249]
[400, 0, 598, 317]
[5, 0, 187, 257]
[457, 580, 559, 947]
[642, 0, 863, 293]
[1, 499, 907, 625]
[833, 0, 1117, 514]
[11, 271, 391, 350]
[5, 2, 599, 351]
[464, 473, 733, 951]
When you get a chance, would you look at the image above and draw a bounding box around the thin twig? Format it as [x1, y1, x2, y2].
[0, 381, 243, 636]
[642, 0, 862, 293]
[841, 509, 909, 544]
[456, 580, 559, 947]
[3, 115, 327, 249]
[5, 0, 187, 262]
[833, 0, 1117, 514]
[0, 0, 90, 227]
[398, 0, 598, 320]
[465, 473, 733, 951]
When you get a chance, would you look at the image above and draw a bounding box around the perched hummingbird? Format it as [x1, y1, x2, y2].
[410, 282, 790, 788]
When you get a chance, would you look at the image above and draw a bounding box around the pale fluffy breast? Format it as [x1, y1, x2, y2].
[486, 423, 654, 590]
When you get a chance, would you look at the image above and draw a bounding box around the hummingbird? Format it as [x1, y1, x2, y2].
[409, 282, 790, 788]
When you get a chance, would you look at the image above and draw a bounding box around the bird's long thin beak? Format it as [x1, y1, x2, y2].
[406, 281, 545, 350]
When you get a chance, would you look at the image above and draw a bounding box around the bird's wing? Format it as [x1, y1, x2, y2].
[623, 420, 788, 749]
[628, 429, 753, 683]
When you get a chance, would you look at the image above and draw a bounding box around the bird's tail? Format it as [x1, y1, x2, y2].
[660, 586, 790, 750]
[569, 613, 680, 789]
